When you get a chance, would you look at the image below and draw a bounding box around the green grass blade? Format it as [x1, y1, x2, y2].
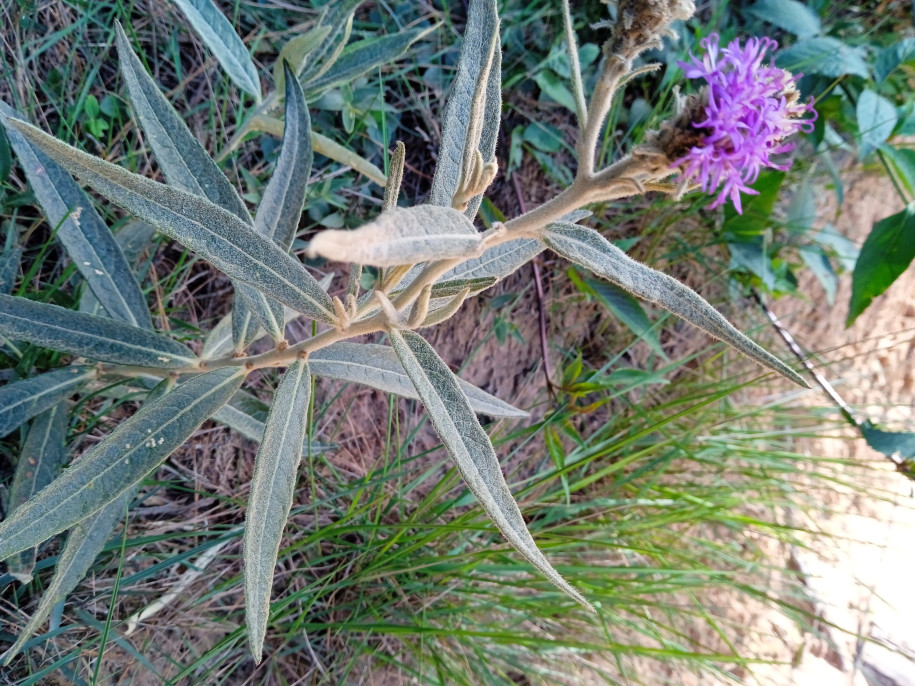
[0, 293, 198, 369]
[541, 223, 808, 387]
[304, 26, 437, 97]
[256, 62, 312, 251]
[8, 119, 336, 324]
[244, 361, 311, 662]
[0, 368, 245, 562]
[0, 491, 131, 665]
[114, 23, 251, 223]
[5, 402, 69, 582]
[389, 330, 590, 608]
[0, 367, 95, 438]
[311, 341, 528, 419]
[308, 205, 480, 267]
[170, 0, 261, 100]
[0, 103, 152, 329]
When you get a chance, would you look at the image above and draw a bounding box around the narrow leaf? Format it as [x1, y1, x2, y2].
[429, 0, 500, 212]
[0, 294, 198, 369]
[256, 62, 312, 251]
[9, 120, 336, 323]
[5, 403, 69, 583]
[212, 390, 334, 454]
[389, 330, 589, 606]
[171, 0, 261, 99]
[0, 367, 95, 438]
[0, 245, 22, 295]
[311, 341, 528, 419]
[541, 223, 807, 387]
[297, 0, 361, 86]
[244, 361, 311, 661]
[231, 292, 262, 352]
[115, 23, 251, 223]
[1, 492, 130, 665]
[312, 130, 386, 185]
[0, 103, 151, 329]
[440, 238, 543, 282]
[273, 25, 332, 93]
[847, 204, 915, 326]
[304, 26, 437, 96]
[308, 205, 481, 267]
[0, 367, 245, 562]
[236, 283, 286, 343]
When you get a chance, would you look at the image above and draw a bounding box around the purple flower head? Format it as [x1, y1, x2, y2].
[673, 34, 816, 213]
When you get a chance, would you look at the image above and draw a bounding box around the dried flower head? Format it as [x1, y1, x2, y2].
[667, 34, 816, 213]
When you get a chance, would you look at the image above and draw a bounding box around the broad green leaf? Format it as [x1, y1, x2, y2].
[0, 367, 94, 438]
[244, 361, 311, 661]
[0, 245, 22, 294]
[115, 24, 251, 223]
[304, 26, 437, 97]
[429, 0, 499, 211]
[0, 103, 151, 329]
[747, 0, 821, 38]
[308, 205, 481, 267]
[541, 223, 807, 387]
[576, 274, 666, 358]
[389, 330, 589, 607]
[9, 120, 336, 324]
[775, 37, 869, 80]
[847, 204, 915, 326]
[297, 0, 361, 86]
[856, 90, 897, 160]
[1, 492, 130, 665]
[0, 294, 198, 368]
[310, 342, 528, 419]
[212, 390, 335, 454]
[171, 0, 261, 99]
[273, 25, 332, 93]
[874, 37, 915, 83]
[861, 421, 915, 460]
[5, 402, 69, 583]
[0, 367, 245, 562]
[256, 63, 312, 251]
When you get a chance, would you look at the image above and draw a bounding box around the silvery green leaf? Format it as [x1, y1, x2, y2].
[389, 330, 588, 607]
[231, 292, 262, 352]
[541, 223, 807, 387]
[0, 491, 130, 665]
[79, 220, 156, 321]
[236, 283, 286, 343]
[390, 277, 494, 300]
[256, 62, 311, 251]
[213, 390, 335, 454]
[5, 402, 69, 583]
[304, 26, 437, 97]
[170, 0, 261, 100]
[205, 303, 306, 361]
[0, 294, 198, 369]
[441, 238, 543, 282]
[0, 367, 245, 562]
[0, 245, 22, 295]
[311, 342, 528, 419]
[308, 205, 481, 267]
[273, 25, 332, 93]
[297, 0, 360, 86]
[429, 0, 499, 213]
[0, 367, 94, 439]
[0, 103, 151, 329]
[244, 361, 311, 662]
[9, 120, 336, 324]
[115, 24, 251, 223]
